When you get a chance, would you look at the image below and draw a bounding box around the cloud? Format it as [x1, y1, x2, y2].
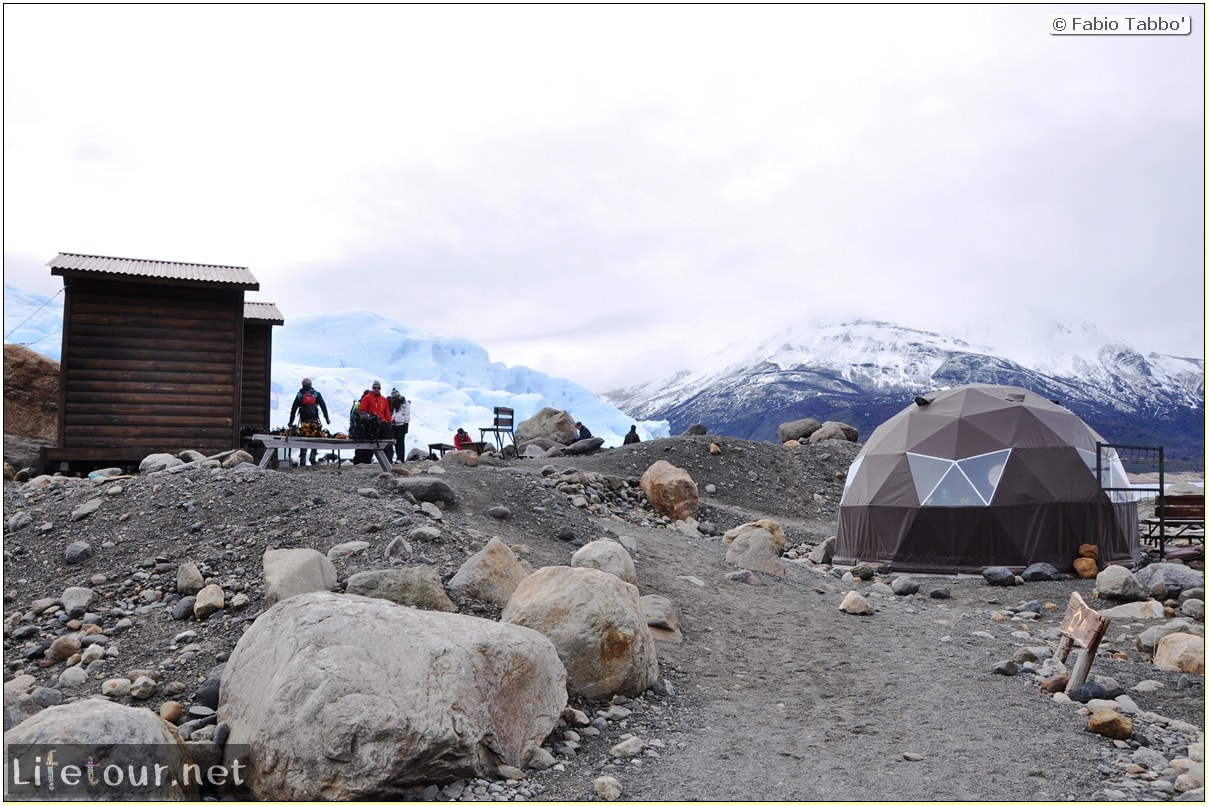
[2, 5, 1202, 393]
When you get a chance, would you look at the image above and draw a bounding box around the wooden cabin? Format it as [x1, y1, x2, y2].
[43, 253, 280, 472]
[240, 301, 285, 433]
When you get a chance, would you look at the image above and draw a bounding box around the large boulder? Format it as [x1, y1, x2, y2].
[218, 592, 566, 800]
[515, 407, 579, 446]
[639, 460, 699, 522]
[1134, 563, 1205, 593]
[345, 567, 458, 612]
[447, 536, 533, 607]
[722, 519, 787, 553]
[140, 453, 184, 473]
[394, 477, 457, 505]
[502, 566, 659, 699]
[4, 435, 52, 477]
[1153, 632, 1205, 674]
[1135, 618, 1197, 655]
[808, 421, 859, 443]
[262, 548, 337, 607]
[1094, 565, 1147, 602]
[777, 418, 822, 444]
[724, 529, 786, 577]
[571, 540, 637, 585]
[563, 437, 605, 455]
[5, 698, 196, 799]
[1097, 600, 1165, 619]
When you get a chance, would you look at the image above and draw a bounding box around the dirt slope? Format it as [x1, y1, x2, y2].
[2, 435, 1203, 801]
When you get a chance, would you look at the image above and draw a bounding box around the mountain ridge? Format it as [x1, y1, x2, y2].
[604, 320, 1204, 470]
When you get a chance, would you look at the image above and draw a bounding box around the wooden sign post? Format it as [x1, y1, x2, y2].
[1057, 591, 1111, 693]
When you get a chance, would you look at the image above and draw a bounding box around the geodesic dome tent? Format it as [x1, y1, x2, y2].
[834, 384, 1140, 573]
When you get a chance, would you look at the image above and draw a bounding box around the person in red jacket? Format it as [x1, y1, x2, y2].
[453, 427, 474, 452]
[358, 382, 391, 437]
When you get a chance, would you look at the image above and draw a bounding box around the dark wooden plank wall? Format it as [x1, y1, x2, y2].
[58, 280, 245, 456]
[240, 324, 273, 431]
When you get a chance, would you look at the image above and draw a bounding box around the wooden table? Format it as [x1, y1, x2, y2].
[252, 434, 394, 472]
[429, 442, 486, 457]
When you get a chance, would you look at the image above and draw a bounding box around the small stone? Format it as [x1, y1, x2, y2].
[992, 661, 1019, 676]
[58, 666, 88, 688]
[70, 498, 103, 522]
[592, 775, 623, 801]
[176, 562, 205, 596]
[1040, 675, 1069, 694]
[851, 563, 876, 581]
[172, 596, 197, 620]
[64, 541, 94, 564]
[527, 747, 557, 771]
[60, 587, 96, 617]
[1088, 709, 1133, 739]
[45, 635, 81, 664]
[327, 540, 371, 559]
[839, 590, 874, 615]
[160, 700, 183, 722]
[101, 678, 131, 699]
[193, 584, 225, 620]
[28, 687, 62, 707]
[130, 675, 158, 699]
[1068, 681, 1109, 703]
[609, 736, 645, 758]
[982, 566, 1018, 586]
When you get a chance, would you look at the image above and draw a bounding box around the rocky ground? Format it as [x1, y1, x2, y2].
[3, 434, 1205, 801]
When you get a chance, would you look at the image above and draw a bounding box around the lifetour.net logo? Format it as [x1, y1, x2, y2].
[4, 743, 250, 799]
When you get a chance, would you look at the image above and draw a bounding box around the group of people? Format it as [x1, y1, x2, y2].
[288, 377, 643, 466]
[349, 381, 411, 462]
[288, 378, 410, 465]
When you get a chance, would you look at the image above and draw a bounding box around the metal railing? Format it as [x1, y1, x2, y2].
[1096, 442, 1167, 559]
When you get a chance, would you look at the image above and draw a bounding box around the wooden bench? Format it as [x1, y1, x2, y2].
[253, 434, 394, 472]
[479, 407, 517, 454]
[1141, 493, 1205, 543]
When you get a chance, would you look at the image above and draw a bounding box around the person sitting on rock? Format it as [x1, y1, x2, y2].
[624, 424, 641, 445]
[575, 421, 592, 441]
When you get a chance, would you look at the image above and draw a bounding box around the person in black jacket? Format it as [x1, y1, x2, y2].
[287, 377, 331, 466]
[624, 425, 641, 445]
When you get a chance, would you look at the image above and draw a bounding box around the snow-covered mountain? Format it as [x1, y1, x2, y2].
[1, 286, 670, 450]
[605, 319, 1205, 468]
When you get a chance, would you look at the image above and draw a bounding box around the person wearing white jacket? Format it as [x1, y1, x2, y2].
[389, 389, 411, 462]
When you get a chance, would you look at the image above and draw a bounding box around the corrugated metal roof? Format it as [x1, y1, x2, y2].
[244, 301, 284, 325]
[47, 252, 259, 289]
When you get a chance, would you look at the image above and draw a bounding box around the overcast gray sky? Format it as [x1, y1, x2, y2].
[4, 4, 1204, 392]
